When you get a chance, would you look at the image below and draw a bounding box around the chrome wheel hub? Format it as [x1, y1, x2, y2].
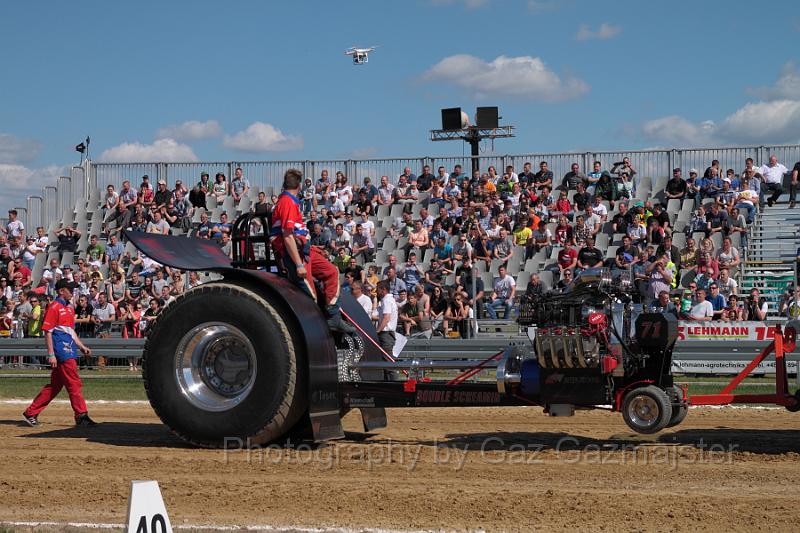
[174, 323, 257, 412]
[628, 395, 659, 429]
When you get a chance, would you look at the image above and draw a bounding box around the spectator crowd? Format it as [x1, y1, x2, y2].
[2, 154, 799, 366]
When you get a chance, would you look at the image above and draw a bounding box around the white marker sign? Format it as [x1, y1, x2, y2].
[126, 480, 173, 533]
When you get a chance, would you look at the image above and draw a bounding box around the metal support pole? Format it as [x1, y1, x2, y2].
[471, 265, 478, 338]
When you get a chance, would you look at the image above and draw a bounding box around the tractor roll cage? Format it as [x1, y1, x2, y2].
[231, 212, 276, 271]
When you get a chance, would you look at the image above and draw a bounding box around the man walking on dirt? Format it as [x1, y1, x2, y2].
[270, 168, 355, 333]
[23, 279, 97, 427]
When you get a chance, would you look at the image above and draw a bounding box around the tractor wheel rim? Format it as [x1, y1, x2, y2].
[628, 395, 660, 429]
[174, 322, 257, 412]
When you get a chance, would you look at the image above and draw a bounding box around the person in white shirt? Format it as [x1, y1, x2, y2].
[34, 226, 49, 251]
[688, 289, 714, 321]
[377, 175, 395, 206]
[102, 185, 120, 223]
[4, 209, 25, 240]
[590, 196, 608, 220]
[375, 280, 398, 357]
[358, 212, 375, 236]
[716, 267, 738, 298]
[759, 154, 789, 207]
[486, 265, 516, 319]
[351, 281, 373, 317]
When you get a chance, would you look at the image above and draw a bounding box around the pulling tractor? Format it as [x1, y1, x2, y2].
[127, 213, 799, 447]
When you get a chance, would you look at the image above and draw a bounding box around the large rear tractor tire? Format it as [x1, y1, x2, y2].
[621, 385, 673, 434]
[143, 283, 307, 448]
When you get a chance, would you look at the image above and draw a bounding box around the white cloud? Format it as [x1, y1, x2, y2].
[429, 0, 489, 8]
[575, 23, 622, 41]
[0, 133, 42, 164]
[155, 120, 222, 141]
[747, 62, 800, 101]
[642, 116, 716, 146]
[642, 101, 800, 147]
[0, 164, 66, 213]
[641, 61, 800, 147]
[99, 138, 198, 162]
[223, 122, 304, 152]
[716, 100, 800, 144]
[421, 54, 589, 102]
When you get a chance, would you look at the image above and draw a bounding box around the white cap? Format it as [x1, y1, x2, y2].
[689, 168, 698, 175]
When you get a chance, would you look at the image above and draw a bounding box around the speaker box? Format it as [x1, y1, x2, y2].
[476, 107, 499, 129]
[441, 108, 463, 130]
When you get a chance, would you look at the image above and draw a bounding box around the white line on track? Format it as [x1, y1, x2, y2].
[0, 521, 437, 533]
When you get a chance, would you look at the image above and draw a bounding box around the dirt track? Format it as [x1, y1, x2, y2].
[1, 402, 799, 532]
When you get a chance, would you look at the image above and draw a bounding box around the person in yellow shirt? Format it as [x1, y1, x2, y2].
[27, 296, 43, 338]
[513, 220, 533, 247]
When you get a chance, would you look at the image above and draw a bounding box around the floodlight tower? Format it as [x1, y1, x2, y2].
[429, 107, 515, 175]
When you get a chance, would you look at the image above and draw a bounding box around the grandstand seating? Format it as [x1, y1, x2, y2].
[21, 161, 799, 323]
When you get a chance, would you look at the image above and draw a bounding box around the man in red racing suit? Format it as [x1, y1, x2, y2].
[270, 168, 355, 333]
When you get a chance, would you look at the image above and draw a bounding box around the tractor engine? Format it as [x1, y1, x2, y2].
[520, 269, 629, 369]
[507, 268, 678, 407]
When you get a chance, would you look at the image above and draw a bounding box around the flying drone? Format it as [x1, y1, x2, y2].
[345, 46, 377, 65]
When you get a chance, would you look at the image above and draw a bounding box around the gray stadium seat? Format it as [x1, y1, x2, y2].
[507, 252, 523, 273]
[710, 232, 723, 250]
[238, 195, 252, 213]
[221, 195, 235, 214]
[376, 204, 391, 219]
[667, 199, 681, 215]
[653, 176, 668, 192]
[515, 273, 529, 292]
[192, 207, 206, 224]
[605, 245, 619, 259]
[60, 252, 74, 268]
[32, 253, 47, 285]
[374, 225, 388, 243]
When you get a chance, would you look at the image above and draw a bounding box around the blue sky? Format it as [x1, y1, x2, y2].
[1, 0, 799, 211]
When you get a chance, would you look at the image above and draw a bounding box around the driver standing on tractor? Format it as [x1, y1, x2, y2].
[271, 168, 355, 333]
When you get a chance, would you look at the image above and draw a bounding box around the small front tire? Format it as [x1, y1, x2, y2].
[622, 385, 673, 434]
